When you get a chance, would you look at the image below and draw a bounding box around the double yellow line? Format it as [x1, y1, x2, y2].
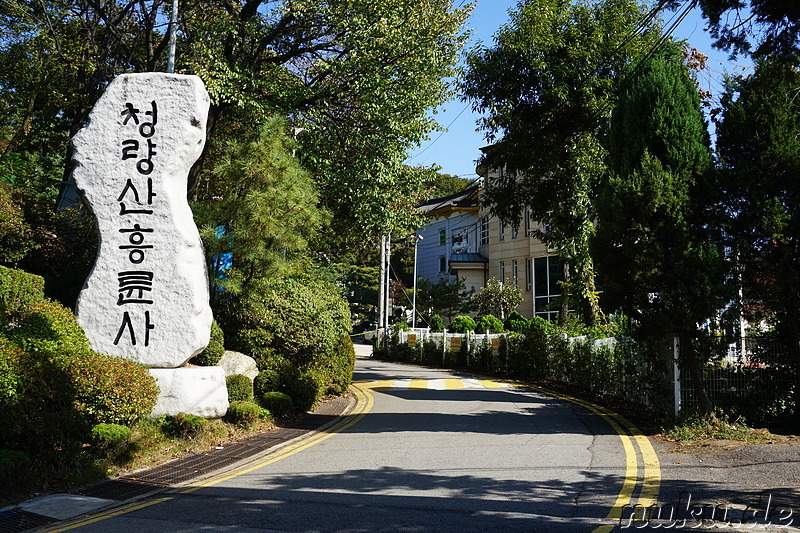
[530, 385, 661, 533]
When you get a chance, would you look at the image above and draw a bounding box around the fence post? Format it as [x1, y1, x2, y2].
[673, 336, 681, 418]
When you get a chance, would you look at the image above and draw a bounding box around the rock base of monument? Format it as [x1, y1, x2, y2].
[149, 367, 229, 418]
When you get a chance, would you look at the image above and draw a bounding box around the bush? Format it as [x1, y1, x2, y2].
[90, 423, 132, 450]
[0, 183, 32, 265]
[226, 374, 254, 402]
[193, 319, 225, 366]
[218, 276, 351, 369]
[430, 314, 444, 332]
[253, 369, 280, 396]
[0, 449, 30, 477]
[260, 391, 294, 417]
[3, 298, 91, 357]
[318, 334, 355, 395]
[504, 311, 527, 332]
[282, 367, 326, 412]
[167, 413, 207, 439]
[66, 351, 159, 426]
[226, 400, 262, 428]
[0, 266, 44, 326]
[216, 276, 351, 411]
[448, 315, 476, 333]
[476, 314, 504, 333]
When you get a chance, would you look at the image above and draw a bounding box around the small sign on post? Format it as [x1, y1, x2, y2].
[491, 338, 501, 356]
[450, 336, 462, 353]
[408, 333, 417, 348]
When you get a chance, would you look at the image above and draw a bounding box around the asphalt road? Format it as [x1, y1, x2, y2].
[48, 357, 653, 532]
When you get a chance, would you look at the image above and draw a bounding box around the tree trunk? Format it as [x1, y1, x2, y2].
[558, 261, 570, 326]
[681, 331, 715, 418]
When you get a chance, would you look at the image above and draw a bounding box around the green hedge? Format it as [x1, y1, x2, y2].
[0, 274, 158, 467]
[217, 276, 353, 410]
[226, 374, 254, 402]
[0, 265, 45, 326]
[193, 319, 225, 366]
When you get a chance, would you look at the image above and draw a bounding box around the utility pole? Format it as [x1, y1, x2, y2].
[166, 0, 178, 73]
[411, 234, 423, 329]
[377, 235, 386, 347]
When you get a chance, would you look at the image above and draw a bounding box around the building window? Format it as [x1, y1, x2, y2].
[479, 217, 489, 245]
[512, 225, 518, 239]
[499, 261, 505, 281]
[533, 256, 563, 321]
[524, 208, 531, 236]
[525, 258, 532, 291]
[439, 256, 447, 273]
[512, 260, 518, 285]
[439, 229, 446, 246]
[499, 222, 505, 241]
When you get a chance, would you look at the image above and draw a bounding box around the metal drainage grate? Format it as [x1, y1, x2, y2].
[0, 509, 56, 533]
[77, 479, 167, 501]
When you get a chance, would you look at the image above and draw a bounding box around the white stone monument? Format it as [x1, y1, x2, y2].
[73, 73, 213, 369]
[73, 73, 226, 417]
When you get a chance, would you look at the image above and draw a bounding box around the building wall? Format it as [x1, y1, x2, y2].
[417, 187, 563, 320]
[416, 211, 480, 285]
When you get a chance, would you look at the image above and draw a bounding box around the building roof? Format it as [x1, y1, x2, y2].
[417, 184, 480, 218]
[450, 253, 488, 264]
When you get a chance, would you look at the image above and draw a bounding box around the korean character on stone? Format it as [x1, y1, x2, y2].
[119, 223, 154, 264]
[118, 178, 156, 215]
[117, 270, 154, 305]
[114, 310, 155, 347]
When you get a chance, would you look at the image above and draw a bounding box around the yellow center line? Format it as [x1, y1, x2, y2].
[181, 384, 374, 493]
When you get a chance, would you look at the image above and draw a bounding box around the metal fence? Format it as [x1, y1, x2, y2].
[678, 336, 796, 423]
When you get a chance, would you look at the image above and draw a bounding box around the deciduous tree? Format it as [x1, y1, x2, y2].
[461, 0, 658, 326]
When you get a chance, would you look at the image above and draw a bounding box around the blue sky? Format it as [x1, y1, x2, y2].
[404, 0, 753, 180]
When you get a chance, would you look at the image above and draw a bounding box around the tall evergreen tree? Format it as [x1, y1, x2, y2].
[596, 42, 726, 415]
[716, 55, 800, 418]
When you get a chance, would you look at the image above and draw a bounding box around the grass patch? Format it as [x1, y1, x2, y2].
[1, 414, 276, 506]
[660, 413, 774, 443]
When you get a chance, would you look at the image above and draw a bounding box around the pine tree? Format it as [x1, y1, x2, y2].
[596, 42, 726, 415]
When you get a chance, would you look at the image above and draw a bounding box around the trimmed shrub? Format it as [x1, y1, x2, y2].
[253, 369, 280, 397]
[3, 298, 91, 357]
[430, 314, 444, 332]
[218, 276, 350, 369]
[168, 413, 207, 439]
[193, 319, 224, 366]
[260, 391, 294, 417]
[282, 367, 326, 413]
[0, 266, 44, 326]
[448, 315, 476, 333]
[90, 423, 132, 450]
[65, 351, 158, 426]
[226, 374, 254, 402]
[476, 314, 504, 333]
[319, 334, 355, 395]
[226, 400, 262, 428]
[504, 311, 527, 333]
